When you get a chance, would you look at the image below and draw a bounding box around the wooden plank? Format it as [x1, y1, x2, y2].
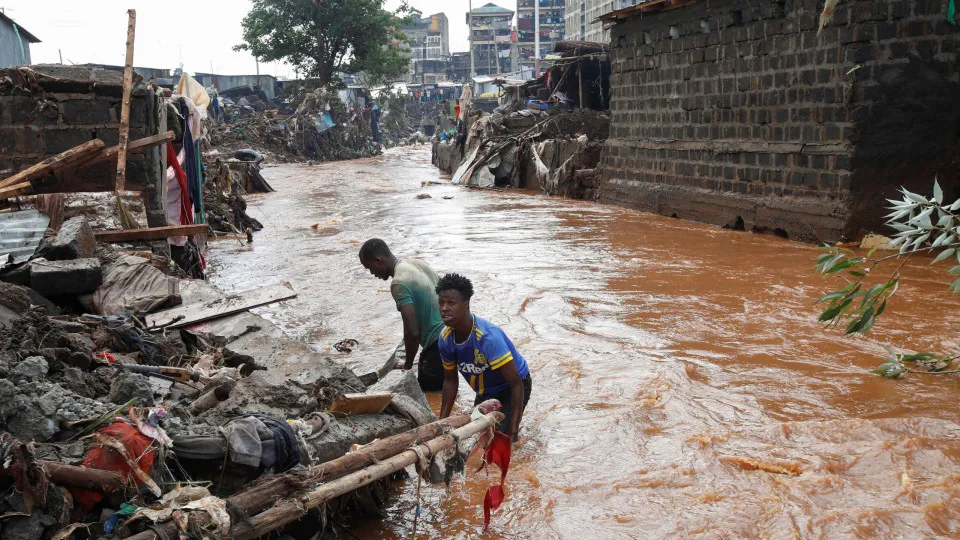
[76, 131, 176, 169]
[0, 140, 105, 189]
[94, 224, 208, 242]
[116, 9, 137, 192]
[0, 182, 34, 200]
[328, 393, 394, 417]
[145, 284, 297, 330]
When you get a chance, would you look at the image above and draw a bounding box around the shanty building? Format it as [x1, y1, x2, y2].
[597, 0, 960, 242]
[0, 12, 40, 68]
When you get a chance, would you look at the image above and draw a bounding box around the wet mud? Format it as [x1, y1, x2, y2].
[207, 146, 960, 538]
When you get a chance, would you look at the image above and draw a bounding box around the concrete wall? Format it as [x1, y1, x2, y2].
[600, 0, 960, 242]
[0, 66, 164, 195]
[0, 19, 32, 68]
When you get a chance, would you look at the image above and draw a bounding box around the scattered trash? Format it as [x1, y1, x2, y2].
[334, 338, 359, 353]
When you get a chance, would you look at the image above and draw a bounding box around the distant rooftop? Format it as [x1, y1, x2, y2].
[0, 12, 41, 43]
[471, 3, 514, 15]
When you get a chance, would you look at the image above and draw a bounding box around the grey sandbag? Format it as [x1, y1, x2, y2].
[92, 255, 181, 316]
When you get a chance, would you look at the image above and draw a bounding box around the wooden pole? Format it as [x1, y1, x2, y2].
[578, 58, 585, 109]
[227, 414, 471, 516]
[230, 412, 502, 540]
[127, 413, 500, 540]
[115, 9, 137, 192]
[41, 461, 126, 494]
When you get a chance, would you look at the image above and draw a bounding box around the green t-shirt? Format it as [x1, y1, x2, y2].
[391, 259, 445, 350]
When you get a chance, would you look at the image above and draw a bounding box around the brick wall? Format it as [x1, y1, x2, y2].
[599, 0, 960, 242]
[0, 65, 163, 194]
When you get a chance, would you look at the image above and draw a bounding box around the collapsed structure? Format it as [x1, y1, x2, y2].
[433, 41, 611, 198]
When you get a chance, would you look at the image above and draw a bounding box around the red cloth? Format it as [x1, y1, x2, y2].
[482, 431, 512, 530]
[71, 420, 157, 514]
[166, 142, 193, 225]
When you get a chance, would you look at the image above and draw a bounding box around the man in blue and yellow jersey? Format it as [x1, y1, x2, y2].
[436, 273, 532, 442]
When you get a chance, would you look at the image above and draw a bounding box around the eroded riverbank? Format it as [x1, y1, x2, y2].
[208, 146, 960, 538]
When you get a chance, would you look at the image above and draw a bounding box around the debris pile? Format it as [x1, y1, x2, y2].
[433, 41, 611, 200]
[0, 211, 508, 539]
[206, 85, 425, 164]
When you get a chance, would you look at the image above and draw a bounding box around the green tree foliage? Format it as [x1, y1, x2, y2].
[235, 0, 412, 87]
[815, 179, 960, 378]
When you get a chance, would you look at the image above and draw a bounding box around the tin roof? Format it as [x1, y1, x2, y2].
[0, 209, 49, 264]
[0, 12, 41, 43]
[472, 3, 514, 16]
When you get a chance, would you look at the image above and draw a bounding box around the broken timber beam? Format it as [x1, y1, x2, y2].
[41, 461, 126, 493]
[0, 140, 105, 190]
[126, 414, 492, 540]
[93, 224, 208, 242]
[230, 412, 503, 540]
[0, 182, 34, 200]
[76, 131, 176, 169]
[328, 393, 394, 417]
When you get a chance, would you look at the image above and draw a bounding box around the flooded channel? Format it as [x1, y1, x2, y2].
[207, 146, 960, 538]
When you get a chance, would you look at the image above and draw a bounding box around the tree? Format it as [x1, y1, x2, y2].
[815, 179, 960, 378]
[235, 0, 413, 88]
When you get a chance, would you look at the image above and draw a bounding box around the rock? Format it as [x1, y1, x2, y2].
[37, 216, 97, 261]
[416, 193, 433, 199]
[6, 401, 57, 442]
[0, 263, 31, 286]
[10, 356, 48, 382]
[109, 371, 155, 407]
[860, 233, 896, 251]
[1, 511, 48, 540]
[29, 258, 103, 296]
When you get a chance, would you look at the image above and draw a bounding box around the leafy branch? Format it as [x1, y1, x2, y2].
[815, 179, 960, 378]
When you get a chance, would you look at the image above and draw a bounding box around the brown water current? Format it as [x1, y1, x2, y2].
[207, 146, 960, 539]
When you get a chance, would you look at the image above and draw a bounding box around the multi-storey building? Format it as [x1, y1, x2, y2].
[468, 3, 515, 77]
[402, 12, 451, 84]
[565, 0, 642, 43]
[516, 0, 566, 74]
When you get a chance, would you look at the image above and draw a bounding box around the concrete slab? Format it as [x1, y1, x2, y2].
[30, 258, 103, 296]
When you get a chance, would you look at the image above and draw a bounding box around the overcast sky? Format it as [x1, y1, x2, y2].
[2, 0, 480, 78]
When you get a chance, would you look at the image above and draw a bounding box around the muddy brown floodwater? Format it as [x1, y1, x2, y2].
[207, 146, 960, 539]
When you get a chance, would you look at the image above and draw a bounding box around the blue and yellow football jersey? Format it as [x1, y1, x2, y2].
[438, 316, 530, 399]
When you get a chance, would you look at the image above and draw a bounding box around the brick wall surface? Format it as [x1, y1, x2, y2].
[600, 0, 960, 242]
[0, 83, 162, 193]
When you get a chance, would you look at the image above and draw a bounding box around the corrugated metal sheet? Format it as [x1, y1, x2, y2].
[0, 209, 49, 264]
[0, 15, 36, 69]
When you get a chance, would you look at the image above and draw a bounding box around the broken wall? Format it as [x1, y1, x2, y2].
[0, 65, 164, 195]
[600, 0, 960, 242]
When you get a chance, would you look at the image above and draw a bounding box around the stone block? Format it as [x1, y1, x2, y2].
[60, 99, 112, 125]
[37, 216, 96, 261]
[43, 128, 94, 154]
[30, 258, 103, 297]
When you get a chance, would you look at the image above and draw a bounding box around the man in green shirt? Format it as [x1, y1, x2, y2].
[359, 239, 445, 391]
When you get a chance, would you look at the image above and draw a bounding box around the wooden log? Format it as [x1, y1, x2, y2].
[116, 9, 137, 192]
[230, 412, 502, 540]
[0, 140, 105, 189]
[0, 182, 34, 200]
[227, 414, 471, 516]
[93, 224, 209, 242]
[187, 384, 233, 416]
[41, 461, 126, 493]
[75, 131, 176, 169]
[128, 415, 477, 540]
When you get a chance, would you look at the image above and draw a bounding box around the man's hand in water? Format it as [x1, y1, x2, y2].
[394, 361, 414, 370]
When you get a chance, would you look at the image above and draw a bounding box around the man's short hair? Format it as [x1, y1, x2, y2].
[436, 273, 474, 301]
[359, 238, 391, 261]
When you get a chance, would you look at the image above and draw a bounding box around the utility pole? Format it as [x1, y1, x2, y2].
[535, 0, 541, 76]
[469, 0, 476, 78]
